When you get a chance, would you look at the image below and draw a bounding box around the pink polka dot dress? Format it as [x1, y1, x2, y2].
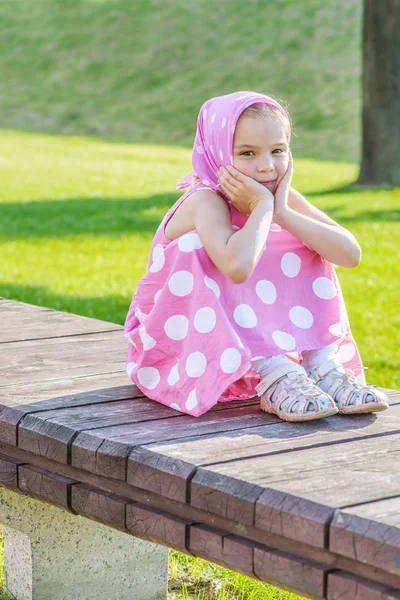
[124, 91, 365, 417]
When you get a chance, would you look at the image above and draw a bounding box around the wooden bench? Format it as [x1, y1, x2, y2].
[0, 297, 399, 600]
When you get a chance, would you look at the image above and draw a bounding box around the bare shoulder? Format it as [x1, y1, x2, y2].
[165, 187, 231, 241]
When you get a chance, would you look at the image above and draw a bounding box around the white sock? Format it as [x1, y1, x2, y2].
[300, 343, 338, 371]
[251, 354, 295, 379]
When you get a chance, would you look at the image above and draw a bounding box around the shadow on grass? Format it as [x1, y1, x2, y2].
[0, 282, 129, 326]
[0, 192, 179, 240]
[1, 188, 400, 242]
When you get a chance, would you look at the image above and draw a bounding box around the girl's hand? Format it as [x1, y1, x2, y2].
[217, 165, 274, 214]
[273, 152, 294, 224]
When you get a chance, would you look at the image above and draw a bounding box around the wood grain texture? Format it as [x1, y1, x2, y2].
[71, 482, 129, 531]
[330, 498, 400, 576]
[127, 447, 196, 503]
[125, 501, 194, 552]
[327, 571, 400, 599]
[253, 544, 328, 600]
[0, 454, 25, 489]
[18, 464, 78, 511]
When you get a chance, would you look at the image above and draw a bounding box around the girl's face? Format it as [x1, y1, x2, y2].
[232, 113, 290, 195]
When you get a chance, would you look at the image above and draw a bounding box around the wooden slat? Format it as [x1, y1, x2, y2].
[18, 464, 78, 511]
[127, 447, 196, 503]
[71, 403, 269, 479]
[327, 571, 400, 599]
[0, 454, 26, 490]
[189, 524, 257, 577]
[186, 434, 400, 549]
[71, 482, 129, 531]
[330, 497, 400, 576]
[253, 544, 328, 600]
[0, 299, 119, 342]
[146, 398, 400, 466]
[125, 501, 194, 552]
[17, 398, 184, 464]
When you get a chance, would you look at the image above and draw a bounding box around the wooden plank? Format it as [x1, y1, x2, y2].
[70, 482, 129, 531]
[189, 524, 257, 577]
[17, 398, 183, 464]
[330, 497, 400, 577]
[127, 447, 196, 503]
[125, 501, 194, 552]
[0, 299, 119, 342]
[0, 331, 127, 387]
[71, 403, 270, 479]
[187, 434, 400, 550]
[0, 454, 26, 490]
[18, 464, 79, 511]
[147, 397, 400, 465]
[0, 372, 138, 407]
[327, 571, 400, 599]
[0, 384, 144, 446]
[253, 545, 327, 600]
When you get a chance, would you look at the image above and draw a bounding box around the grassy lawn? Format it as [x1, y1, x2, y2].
[0, 129, 399, 599]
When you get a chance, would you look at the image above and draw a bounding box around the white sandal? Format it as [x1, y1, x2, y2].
[255, 363, 339, 422]
[306, 358, 390, 414]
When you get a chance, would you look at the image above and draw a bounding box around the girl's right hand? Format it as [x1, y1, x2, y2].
[217, 165, 274, 214]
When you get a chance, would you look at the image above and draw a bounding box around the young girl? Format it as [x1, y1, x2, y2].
[124, 90, 389, 421]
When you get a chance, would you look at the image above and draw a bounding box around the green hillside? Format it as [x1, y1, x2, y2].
[0, 0, 362, 162]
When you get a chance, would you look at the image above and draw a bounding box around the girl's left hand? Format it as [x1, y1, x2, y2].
[273, 151, 294, 225]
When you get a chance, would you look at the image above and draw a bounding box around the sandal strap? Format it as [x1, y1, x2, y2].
[306, 358, 343, 382]
[255, 362, 305, 397]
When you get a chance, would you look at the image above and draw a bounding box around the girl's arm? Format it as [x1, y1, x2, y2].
[278, 188, 361, 268]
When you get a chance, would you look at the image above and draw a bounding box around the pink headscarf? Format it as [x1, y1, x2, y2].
[176, 91, 290, 192]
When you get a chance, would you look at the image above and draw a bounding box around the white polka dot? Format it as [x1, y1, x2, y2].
[186, 389, 198, 411]
[270, 223, 282, 232]
[204, 276, 220, 299]
[220, 348, 242, 374]
[230, 155, 233, 164]
[234, 304, 257, 328]
[196, 145, 204, 154]
[289, 306, 314, 329]
[168, 270, 194, 297]
[337, 343, 356, 363]
[313, 277, 337, 300]
[329, 323, 343, 337]
[231, 125, 235, 134]
[210, 145, 214, 156]
[139, 325, 156, 350]
[211, 112, 216, 123]
[186, 352, 207, 378]
[170, 402, 183, 412]
[178, 233, 203, 252]
[164, 315, 189, 340]
[219, 149, 223, 160]
[154, 290, 161, 303]
[194, 307, 216, 333]
[272, 331, 296, 351]
[126, 362, 137, 378]
[256, 280, 277, 305]
[221, 117, 227, 128]
[137, 367, 160, 390]
[168, 362, 180, 385]
[203, 109, 207, 120]
[201, 179, 210, 185]
[281, 253, 301, 278]
[150, 244, 165, 273]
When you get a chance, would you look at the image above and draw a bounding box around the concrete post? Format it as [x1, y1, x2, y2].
[0, 486, 168, 600]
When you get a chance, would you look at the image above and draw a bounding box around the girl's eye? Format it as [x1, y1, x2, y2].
[240, 149, 285, 156]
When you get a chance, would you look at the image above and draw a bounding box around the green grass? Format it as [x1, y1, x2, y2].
[0, 128, 399, 598]
[0, 0, 362, 162]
